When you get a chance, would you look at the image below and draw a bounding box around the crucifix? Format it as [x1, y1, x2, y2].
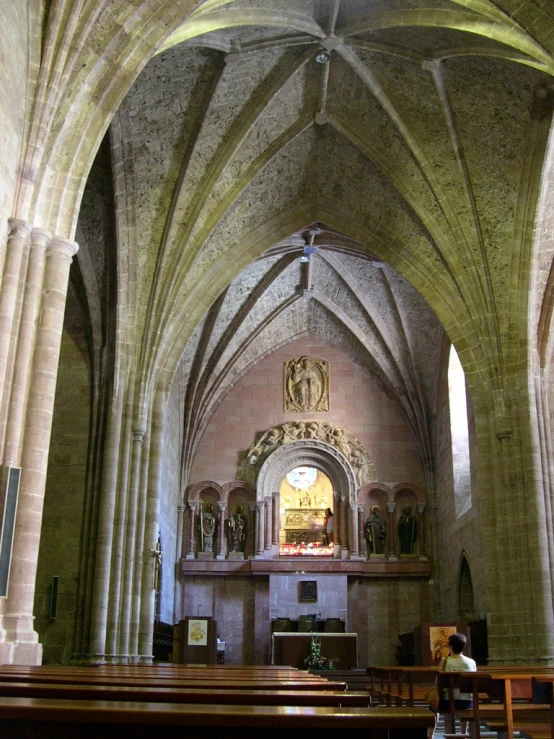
[150, 540, 164, 590]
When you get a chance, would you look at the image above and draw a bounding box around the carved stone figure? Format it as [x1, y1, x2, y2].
[238, 422, 377, 487]
[284, 356, 329, 412]
[228, 505, 247, 553]
[199, 503, 216, 553]
[350, 446, 371, 487]
[365, 505, 386, 556]
[331, 427, 352, 458]
[398, 505, 417, 555]
[282, 421, 306, 442]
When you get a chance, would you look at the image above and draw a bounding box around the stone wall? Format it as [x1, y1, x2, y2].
[34, 330, 89, 663]
[180, 573, 429, 666]
[189, 336, 425, 487]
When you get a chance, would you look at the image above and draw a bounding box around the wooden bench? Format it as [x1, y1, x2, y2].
[367, 666, 437, 706]
[439, 670, 554, 739]
[0, 697, 435, 739]
[0, 680, 372, 707]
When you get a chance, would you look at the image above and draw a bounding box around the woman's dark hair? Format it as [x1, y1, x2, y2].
[448, 632, 467, 654]
[326, 508, 333, 516]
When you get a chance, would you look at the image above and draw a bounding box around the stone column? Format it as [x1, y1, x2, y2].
[387, 502, 397, 560]
[186, 502, 198, 558]
[138, 386, 167, 663]
[0, 219, 31, 429]
[333, 490, 341, 546]
[416, 502, 427, 559]
[264, 496, 272, 551]
[119, 427, 145, 661]
[357, 503, 366, 559]
[88, 377, 128, 662]
[174, 504, 185, 623]
[350, 502, 359, 557]
[0, 236, 78, 665]
[340, 495, 349, 557]
[247, 502, 257, 558]
[2, 228, 49, 466]
[217, 501, 227, 560]
[256, 501, 265, 556]
[272, 492, 280, 546]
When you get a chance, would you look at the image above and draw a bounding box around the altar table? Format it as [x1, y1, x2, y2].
[271, 632, 358, 669]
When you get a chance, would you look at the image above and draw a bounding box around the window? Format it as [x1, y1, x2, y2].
[448, 346, 471, 516]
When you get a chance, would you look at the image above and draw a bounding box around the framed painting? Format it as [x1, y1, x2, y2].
[299, 580, 317, 603]
[187, 618, 208, 646]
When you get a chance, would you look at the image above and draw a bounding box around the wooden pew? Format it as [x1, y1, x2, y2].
[439, 670, 553, 739]
[0, 697, 435, 738]
[0, 665, 346, 691]
[0, 681, 372, 707]
[366, 666, 437, 706]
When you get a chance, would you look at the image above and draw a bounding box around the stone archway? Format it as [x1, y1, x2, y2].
[255, 439, 358, 557]
[257, 439, 356, 502]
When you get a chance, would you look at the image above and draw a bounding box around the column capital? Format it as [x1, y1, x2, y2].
[131, 428, 145, 442]
[217, 501, 227, 512]
[256, 501, 265, 511]
[416, 502, 426, 514]
[46, 235, 79, 259]
[30, 228, 51, 249]
[188, 501, 198, 512]
[387, 501, 396, 514]
[8, 218, 32, 240]
[358, 503, 366, 513]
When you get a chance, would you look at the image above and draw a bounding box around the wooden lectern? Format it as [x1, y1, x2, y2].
[173, 616, 217, 664]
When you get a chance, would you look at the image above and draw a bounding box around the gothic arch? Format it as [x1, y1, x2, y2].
[256, 439, 357, 503]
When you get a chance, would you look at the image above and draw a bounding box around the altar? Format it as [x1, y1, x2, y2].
[271, 632, 358, 669]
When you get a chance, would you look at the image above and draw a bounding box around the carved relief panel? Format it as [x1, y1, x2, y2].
[284, 356, 329, 412]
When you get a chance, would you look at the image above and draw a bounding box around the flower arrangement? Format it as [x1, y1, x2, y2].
[304, 635, 334, 670]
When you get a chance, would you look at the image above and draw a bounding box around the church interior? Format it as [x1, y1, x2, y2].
[1, 0, 554, 673]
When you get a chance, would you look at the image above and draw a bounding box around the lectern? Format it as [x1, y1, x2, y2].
[173, 616, 217, 664]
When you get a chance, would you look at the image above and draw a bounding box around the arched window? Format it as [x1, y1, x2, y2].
[448, 345, 471, 516]
[458, 554, 475, 621]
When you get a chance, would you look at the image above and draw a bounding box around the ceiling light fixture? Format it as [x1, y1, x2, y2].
[315, 49, 331, 64]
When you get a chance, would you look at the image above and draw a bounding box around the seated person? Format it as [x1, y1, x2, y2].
[430, 632, 476, 738]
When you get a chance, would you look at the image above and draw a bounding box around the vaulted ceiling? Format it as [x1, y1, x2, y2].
[74, 0, 554, 480]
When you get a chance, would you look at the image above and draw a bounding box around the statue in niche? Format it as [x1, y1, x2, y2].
[199, 503, 216, 553]
[284, 356, 329, 412]
[365, 505, 386, 556]
[398, 505, 418, 555]
[228, 505, 247, 553]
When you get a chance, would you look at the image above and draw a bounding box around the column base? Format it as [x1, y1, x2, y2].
[0, 639, 42, 665]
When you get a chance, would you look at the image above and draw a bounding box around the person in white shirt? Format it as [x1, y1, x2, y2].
[431, 632, 477, 738]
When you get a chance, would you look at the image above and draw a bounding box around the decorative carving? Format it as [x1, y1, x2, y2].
[284, 356, 329, 412]
[238, 422, 375, 488]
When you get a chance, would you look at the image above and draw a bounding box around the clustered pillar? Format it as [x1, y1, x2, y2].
[0, 223, 78, 665]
